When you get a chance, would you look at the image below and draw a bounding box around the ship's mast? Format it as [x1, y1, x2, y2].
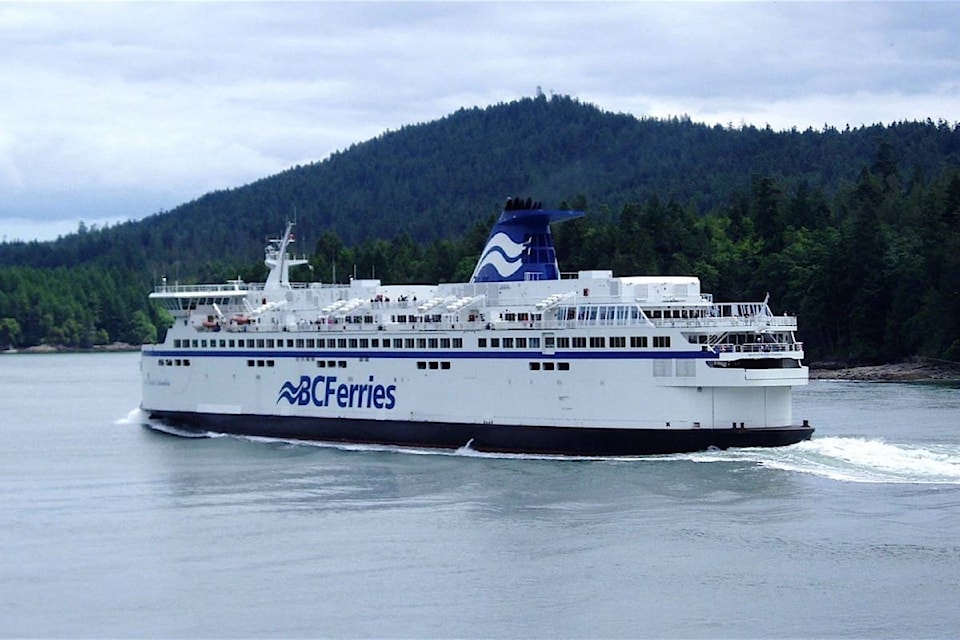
[264, 222, 308, 290]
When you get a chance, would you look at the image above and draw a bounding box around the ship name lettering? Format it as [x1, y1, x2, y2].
[278, 375, 396, 410]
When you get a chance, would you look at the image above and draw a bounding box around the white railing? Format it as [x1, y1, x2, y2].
[713, 342, 804, 354]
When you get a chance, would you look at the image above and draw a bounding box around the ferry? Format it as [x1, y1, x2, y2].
[141, 198, 813, 455]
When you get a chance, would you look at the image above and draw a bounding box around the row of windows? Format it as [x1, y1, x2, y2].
[480, 336, 670, 349]
[251, 360, 354, 369]
[172, 334, 672, 351]
[175, 337, 465, 350]
[557, 305, 642, 322]
[416, 361, 452, 370]
[317, 360, 348, 368]
[478, 337, 541, 348]
[158, 359, 190, 366]
[529, 362, 571, 371]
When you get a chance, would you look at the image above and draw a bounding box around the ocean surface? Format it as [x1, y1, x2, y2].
[2, 352, 959, 639]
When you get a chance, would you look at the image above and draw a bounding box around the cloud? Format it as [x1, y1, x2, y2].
[0, 2, 957, 241]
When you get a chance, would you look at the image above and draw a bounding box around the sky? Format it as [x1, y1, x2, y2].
[1, 2, 958, 243]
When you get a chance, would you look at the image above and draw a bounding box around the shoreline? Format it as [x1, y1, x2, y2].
[809, 358, 960, 382]
[2, 342, 139, 355]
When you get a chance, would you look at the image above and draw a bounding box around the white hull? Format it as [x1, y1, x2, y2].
[141, 202, 813, 454]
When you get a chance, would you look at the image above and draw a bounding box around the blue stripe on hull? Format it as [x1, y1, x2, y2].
[145, 411, 814, 456]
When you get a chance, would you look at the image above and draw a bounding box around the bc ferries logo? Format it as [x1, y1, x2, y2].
[278, 375, 397, 410]
[472, 232, 529, 280]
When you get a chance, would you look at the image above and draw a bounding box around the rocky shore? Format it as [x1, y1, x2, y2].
[810, 357, 960, 382]
[3, 342, 138, 354]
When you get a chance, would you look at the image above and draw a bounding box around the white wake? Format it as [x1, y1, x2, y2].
[687, 437, 960, 484]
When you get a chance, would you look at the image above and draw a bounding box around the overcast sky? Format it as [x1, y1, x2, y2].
[2, 2, 958, 242]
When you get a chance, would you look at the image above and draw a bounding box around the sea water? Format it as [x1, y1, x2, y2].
[1, 352, 959, 638]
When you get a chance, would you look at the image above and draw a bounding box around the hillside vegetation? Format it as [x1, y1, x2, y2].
[1, 94, 959, 363]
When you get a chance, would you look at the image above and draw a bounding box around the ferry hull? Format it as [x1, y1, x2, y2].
[146, 411, 814, 456]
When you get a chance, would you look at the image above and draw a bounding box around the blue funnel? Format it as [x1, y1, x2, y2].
[470, 198, 584, 283]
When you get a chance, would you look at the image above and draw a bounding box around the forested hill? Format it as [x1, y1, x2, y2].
[2, 94, 958, 275]
[2, 94, 960, 362]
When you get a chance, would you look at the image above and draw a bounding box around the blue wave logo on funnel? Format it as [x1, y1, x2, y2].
[472, 232, 530, 280]
[471, 198, 584, 283]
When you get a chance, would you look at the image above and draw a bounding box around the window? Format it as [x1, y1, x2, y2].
[610, 336, 626, 348]
[441, 361, 451, 370]
[529, 337, 540, 348]
[337, 338, 347, 348]
[572, 337, 586, 348]
[503, 338, 514, 348]
[516, 337, 527, 348]
[590, 337, 605, 348]
[417, 361, 427, 370]
[440, 338, 451, 348]
[557, 337, 570, 348]
[631, 336, 648, 348]
[394, 339, 403, 348]
[348, 338, 358, 348]
[529, 362, 541, 370]
[429, 361, 439, 370]
[654, 336, 671, 348]
[478, 338, 487, 348]
[405, 338, 415, 349]
[453, 338, 463, 348]
[544, 362, 555, 371]
[490, 338, 500, 348]
[558, 362, 570, 371]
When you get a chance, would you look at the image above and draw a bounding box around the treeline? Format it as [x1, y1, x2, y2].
[0, 266, 164, 349]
